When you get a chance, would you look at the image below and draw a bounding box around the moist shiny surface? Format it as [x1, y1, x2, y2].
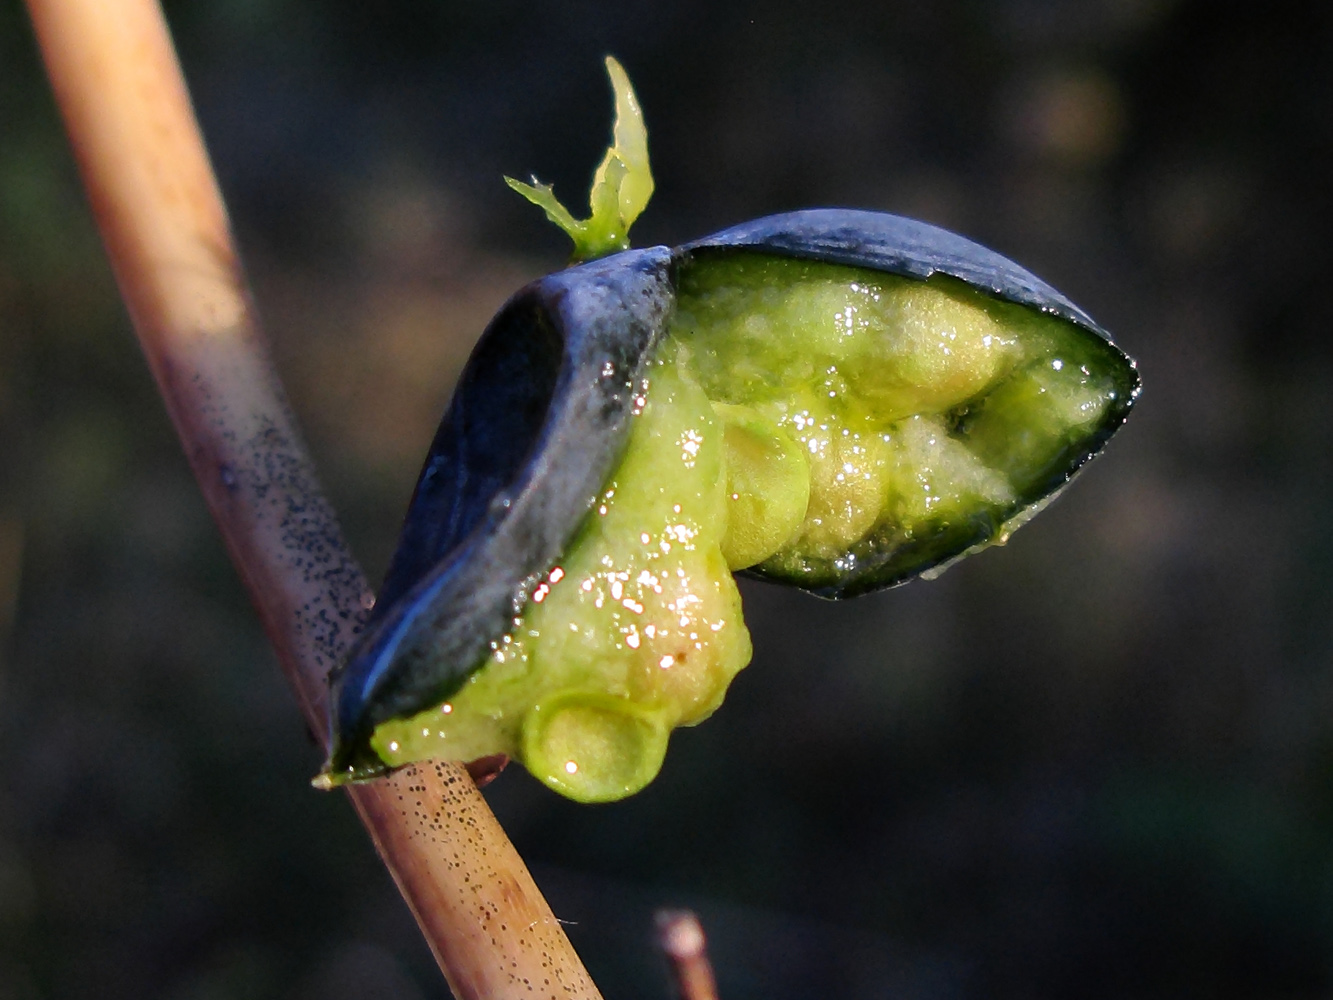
[672, 253, 1134, 594]
[369, 252, 1135, 800]
[371, 350, 750, 801]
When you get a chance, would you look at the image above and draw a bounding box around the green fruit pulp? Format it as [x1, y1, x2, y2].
[372, 352, 751, 801]
[672, 253, 1134, 594]
[369, 252, 1134, 800]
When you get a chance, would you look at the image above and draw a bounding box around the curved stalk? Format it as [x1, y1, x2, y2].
[22, 1, 602, 996]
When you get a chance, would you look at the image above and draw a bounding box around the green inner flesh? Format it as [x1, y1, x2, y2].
[372, 354, 751, 802]
[370, 253, 1134, 801]
[672, 255, 1134, 592]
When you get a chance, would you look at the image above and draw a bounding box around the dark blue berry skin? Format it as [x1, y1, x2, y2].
[327, 248, 675, 777]
[326, 211, 1139, 779]
[685, 209, 1112, 341]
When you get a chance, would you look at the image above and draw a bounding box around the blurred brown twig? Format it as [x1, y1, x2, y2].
[657, 910, 721, 1000]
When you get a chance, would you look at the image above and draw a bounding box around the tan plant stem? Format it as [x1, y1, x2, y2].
[656, 910, 720, 1000]
[23, 1, 602, 997]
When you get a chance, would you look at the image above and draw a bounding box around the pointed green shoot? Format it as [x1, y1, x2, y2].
[506, 56, 655, 262]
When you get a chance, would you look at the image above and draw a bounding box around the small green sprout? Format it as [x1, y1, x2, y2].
[506, 56, 654, 262]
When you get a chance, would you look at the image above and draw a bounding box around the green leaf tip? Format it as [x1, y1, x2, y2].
[505, 56, 655, 263]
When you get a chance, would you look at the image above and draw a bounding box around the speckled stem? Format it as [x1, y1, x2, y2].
[24, 1, 602, 997]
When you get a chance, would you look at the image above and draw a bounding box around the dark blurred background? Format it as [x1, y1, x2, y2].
[3, 1, 1333, 997]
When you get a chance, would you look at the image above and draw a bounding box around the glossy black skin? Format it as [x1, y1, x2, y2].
[685, 209, 1111, 341]
[327, 248, 674, 777]
[326, 210, 1139, 777]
